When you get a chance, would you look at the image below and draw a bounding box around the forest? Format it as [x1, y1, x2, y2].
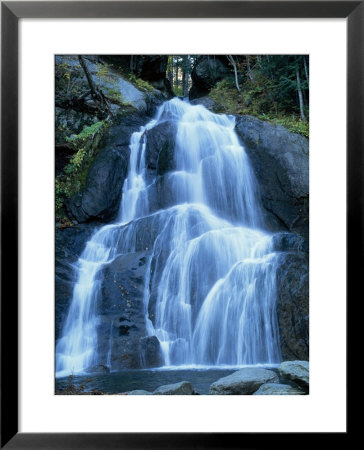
[165, 55, 308, 134]
[55, 55, 309, 396]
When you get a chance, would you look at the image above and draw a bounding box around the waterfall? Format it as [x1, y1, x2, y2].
[56, 98, 282, 376]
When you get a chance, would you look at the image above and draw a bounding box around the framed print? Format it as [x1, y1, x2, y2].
[1, 1, 359, 447]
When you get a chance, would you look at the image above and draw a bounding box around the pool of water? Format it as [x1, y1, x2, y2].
[55, 366, 281, 395]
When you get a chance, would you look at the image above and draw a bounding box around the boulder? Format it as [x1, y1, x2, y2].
[145, 120, 177, 175]
[235, 115, 309, 246]
[278, 360, 309, 390]
[153, 381, 194, 395]
[210, 368, 279, 395]
[276, 252, 309, 361]
[189, 56, 231, 99]
[100, 55, 173, 98]
[127, 390, 152, 395]
[189, 96, 218, 112]
[253, 383, 305, 395]
[56, 55, 161, 113]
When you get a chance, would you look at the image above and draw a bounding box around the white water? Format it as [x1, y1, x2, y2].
[56, 98, 282, 376]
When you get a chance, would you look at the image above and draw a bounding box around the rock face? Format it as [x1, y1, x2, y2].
[189, 56, 231, 99]
[210, 368, 279, 395]
[66, 112, 150, 223]
[253, 383, 305, 395]
[276, 252, 309, 361]
[278, 361, 309, 390]
[153, 381, 194, 395]
[55, 224, 95, 340]
[145, 120, 177, 175]
[100, 55, 173, 97]
[235, 115, 309, 247]
[56, 55, 164, 114]
[97, 250, 162, 370]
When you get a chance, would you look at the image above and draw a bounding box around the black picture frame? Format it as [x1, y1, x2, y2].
[1, 1, 358, 448]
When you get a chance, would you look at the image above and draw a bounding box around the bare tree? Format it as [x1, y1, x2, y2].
[226, 55, 241, 92]
[78, 55, 111, 117]
[296, 67, 307, 122]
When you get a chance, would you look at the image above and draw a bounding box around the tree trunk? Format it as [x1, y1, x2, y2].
[296, 68, 307, 121]
[246, 56, 254, 82]
[78, 55, 110, 117]
[175, 57, 179, 89]
[303, 56, 309, 82]
[182, 55, 188, 96]
[227, 55, 241, 92]
[78, 55, 99, 99]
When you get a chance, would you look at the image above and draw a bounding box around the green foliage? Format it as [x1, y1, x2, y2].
[128, 73, 155, 92]
[55, 59, 85, 104]
[210, 76, 309, 137]
[56, 120, 110, 221]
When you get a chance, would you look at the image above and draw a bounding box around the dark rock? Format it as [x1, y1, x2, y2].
[153, 381, 194, 395]
[55, 143, 76, 176]
[253, 382, 305, 395]
[189, 56, 231, 100]
[55, 107, 98, 146]
[66, 112, 150, 223]
[272, 232, 304, 253]
[139, 336, 163, 368]
[189, 96, 218, 112]
[235, 115, 309, 247]
[96, 251, 150, 370]
[55, 224, 96, 340]
[100, 55, 173, 98]
[145, 120, 177, 175]
[276, 252, 309, 361]
[278, 360, 309, 390]
[84, 364, 110, 374]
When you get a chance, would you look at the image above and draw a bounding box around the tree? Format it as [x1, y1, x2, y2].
[226, 55, 241, 92]
[78, 55, 111, 118]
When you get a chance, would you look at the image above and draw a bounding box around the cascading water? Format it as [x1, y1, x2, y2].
[56, 98, 282, 377]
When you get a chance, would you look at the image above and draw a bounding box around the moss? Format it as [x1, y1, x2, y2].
[127, 73, 155, 93]
[209, 79, 309, 138]
[55, 120, 110, 221]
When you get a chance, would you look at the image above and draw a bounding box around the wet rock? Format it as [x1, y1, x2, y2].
[253, 382, 305, 395]
[66, 112, 150, 223]
[139, 336, 163, 368]
[210, 368, 279, 395]
[55, 223, 95, 340]
[145, 120, 177, 175]
[272, 232, 304, 253]
[127, 390, 152, 395]
[97, 251, 150, 370]
[276, 252, 309, 361]
[189, 96, 218, 112]
[235, 115, 309, 246]
[278, 360, 309, 390]
[153, 381, 194, 395]
[84, 364, 110, 374]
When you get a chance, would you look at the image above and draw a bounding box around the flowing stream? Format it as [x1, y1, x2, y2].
[56, 98, 282, 377]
